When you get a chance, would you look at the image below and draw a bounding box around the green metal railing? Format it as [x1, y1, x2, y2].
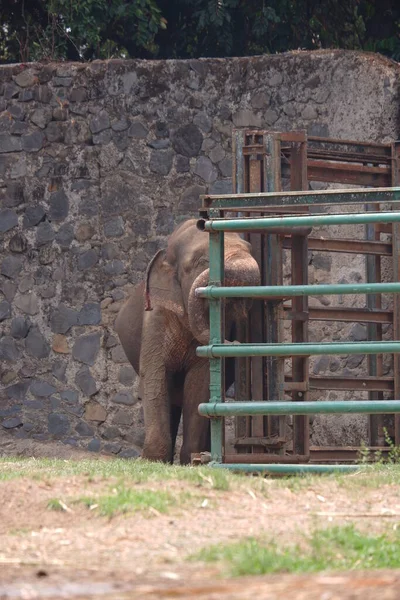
[201, 210, 400, 231]
[196, 197, 400, 474]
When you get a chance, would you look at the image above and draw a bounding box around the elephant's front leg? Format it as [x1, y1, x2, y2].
[180, 361, 211, 465]
[140, 313, 172, 463]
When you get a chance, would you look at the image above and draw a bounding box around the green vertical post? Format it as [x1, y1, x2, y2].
[209, 230, 224, 463]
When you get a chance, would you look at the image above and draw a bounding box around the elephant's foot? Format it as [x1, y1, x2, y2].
[142, 441, 172, 464]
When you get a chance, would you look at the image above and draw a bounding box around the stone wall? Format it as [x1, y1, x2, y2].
[1, 50, 400, 455]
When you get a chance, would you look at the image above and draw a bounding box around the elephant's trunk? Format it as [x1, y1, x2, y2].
[188, 254, 261, 345]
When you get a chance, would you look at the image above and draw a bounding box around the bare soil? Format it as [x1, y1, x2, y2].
[1, 431, 400, 599]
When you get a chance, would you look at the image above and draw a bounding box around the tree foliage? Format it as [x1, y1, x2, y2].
[0, 0, 399, 63]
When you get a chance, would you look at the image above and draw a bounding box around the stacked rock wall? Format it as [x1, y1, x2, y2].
[1, 50, 400, 454]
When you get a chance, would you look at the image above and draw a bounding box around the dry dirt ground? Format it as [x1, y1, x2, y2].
[1, 430, 400, 599]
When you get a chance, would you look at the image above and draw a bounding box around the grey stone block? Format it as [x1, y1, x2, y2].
[4, 182, 24, 208]
[103, 259, 126, 276]
[23, 205, 46, 228]
[0, 300, 11, 321]
[77, 249, 98, 271]
[172, 124, 203, 157]
[60, 390, 79, 404]
[128, 121, 148, 138]
[102, 426, 120, 440]
[104, 443, 122, 454]
[10, 316, 30, 339]
[72, 332, 101, 366]
[25, 327, 50, 358]
[1, 417, 23, 429]
[36, 221, 55, 246]
[77, 303, 101, 326]
[49, 190, 69, 222]
[118, 366, 135, 386]
[104, 217, 125, 238]
[90, 111, 110, 134]
[9, 233, 28, 253]
[0, 337, 21, 361]
[194, 156, 218, 183]
[14, 292, 39, 316]
[193, 112, 212, 133]
[52, 360, 67, 383]
[112, 391, 135, 405]
[50, 303, 78, 334]
[0, 134, 22, 153]
[31, 380, 56, 397]
[75, 421, 94, 437]
[6, 380, 31, 400]
[48, 413, 70, 436]
[45, 121, 65, 142]
[56, 223, 74, 249]
[22, 132, 44, 152]
[0, 209, 18, 233]
[1, 255, 23, 279]
[88, 438, 101, 452]
[149, 149, 173, 176]
[147, 139, 170, 149]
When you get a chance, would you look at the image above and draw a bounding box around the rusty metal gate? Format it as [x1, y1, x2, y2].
[198, 129, 400, 467]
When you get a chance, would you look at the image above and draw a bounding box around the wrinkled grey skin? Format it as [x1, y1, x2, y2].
[115, 219, 260, 464]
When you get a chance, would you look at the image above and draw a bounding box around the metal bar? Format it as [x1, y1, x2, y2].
[224, 454, 309, 464]
[366, 202, 384, 446]
[263, 132, 285, 441]
[296, 149, 392, 164]
[309, 446, 390, 462]
[199, 400, 400, 417]
[210, 463, 368, 473]
[208, 230, 224, 462]
[306, 161, 391, 187]
[232, 129, 252, 452]
[289, 134, 309, 457]
[234, 436, 286, 448]
[307, 135, 392, 150]
[299, 238, 392, 256]
[201, 187, 400, 210]
[202, 211, 400, 232]
[392, 141, 400, 446]
[196, 282, 400, 299]
[288, 306, 393, 324]
[197, 341, 400, 358]
[311, 238, 392, 256]
[248, 138, 266, 453]
[284, 376, 394, 392]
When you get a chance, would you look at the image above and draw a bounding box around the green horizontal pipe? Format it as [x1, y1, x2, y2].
[201, 187, 400, 209]
[199, 400, 400, 417]
[203, 211, 400, 232]
[196, 282, 400, 299]
[196, 341, 400, 358]
[209, 463, 368, 474]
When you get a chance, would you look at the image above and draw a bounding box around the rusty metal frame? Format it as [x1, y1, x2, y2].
[202, 129, 400, 465]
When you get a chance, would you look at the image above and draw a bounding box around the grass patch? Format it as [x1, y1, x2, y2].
[192, 524, 400, 576]
[1, 457, 400, 497]
[47, 498, 66, 512]
[76, 485, 174, 517]
[0, 457, 234, 490]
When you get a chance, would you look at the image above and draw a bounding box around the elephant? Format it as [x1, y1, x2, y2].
[115, 218, 260, 464]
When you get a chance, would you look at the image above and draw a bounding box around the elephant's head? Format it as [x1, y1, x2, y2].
[144, 220, 260, 345]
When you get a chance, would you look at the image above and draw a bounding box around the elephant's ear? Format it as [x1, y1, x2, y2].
[144, 249, 184, 317]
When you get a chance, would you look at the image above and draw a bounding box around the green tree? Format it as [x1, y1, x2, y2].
[0, 0, 399, 63]
[0, 0, 166, 62]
